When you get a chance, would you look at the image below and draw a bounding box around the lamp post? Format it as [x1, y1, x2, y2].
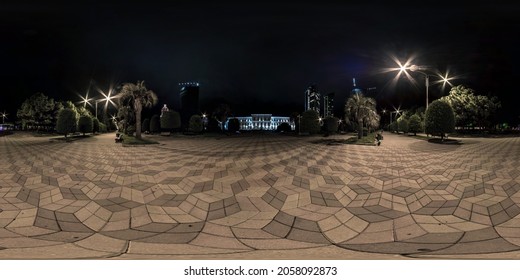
[297, 115, 302, 135]
[1, 111, 7, 124]
[409, 65, 431, 109]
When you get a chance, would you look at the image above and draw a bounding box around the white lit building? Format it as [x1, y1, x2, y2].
[224, 114, 295, 131]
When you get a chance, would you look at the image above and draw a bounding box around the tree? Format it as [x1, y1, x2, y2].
[212, 103, 231, 131]
[150, 114, 160, 133]
[324, 117, 339, 135]
[160, 110, 180, 133]
[345, 92, 378, 139]
[425, 100, 455, 141]
[440, 85, 501, 131]
[117, 81, 158, 139]
[300, 110, 320, 134]
[227, 118, 240, 133]
[93, 118, 100, 134]
[56, 108, 78, 138]
[78, 115, 93, 136]
[397, 115, 409, 134]
[189, 115, 203, 133]
[16, 92, 56, 130]
[408, 114, 423, 136]
[277, 122, 292, 133]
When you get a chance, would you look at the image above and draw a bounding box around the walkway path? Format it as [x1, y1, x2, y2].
[0, 132, 519, 259]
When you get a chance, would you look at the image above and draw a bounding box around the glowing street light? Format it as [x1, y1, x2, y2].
[395, 63, 454, 110]
[1, 111, 7, 124]
[94, 86, 118, 119]
[390, 106, 401, 124]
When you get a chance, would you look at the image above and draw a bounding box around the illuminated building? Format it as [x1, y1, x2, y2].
[323, 92, 335, 118]
[179, 82, 200, 128]
[224, 114, 295, 131]
[304, 85, 320, 115]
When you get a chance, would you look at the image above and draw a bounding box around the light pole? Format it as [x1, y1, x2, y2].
[297, 115, 302, 135]
[1, 111, 7, 124]
[409, 65, 431, 109]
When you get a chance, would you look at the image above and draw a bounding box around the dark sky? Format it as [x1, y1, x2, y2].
[1, 0, 519, 123]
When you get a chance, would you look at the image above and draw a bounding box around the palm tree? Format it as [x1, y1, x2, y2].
[345, 92, 378, 139]
[118, 81, 158, 139]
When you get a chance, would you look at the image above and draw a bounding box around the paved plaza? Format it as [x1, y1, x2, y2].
[0, 132, 520, 259]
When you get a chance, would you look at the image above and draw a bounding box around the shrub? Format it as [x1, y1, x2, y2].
[277, 122, 292, 133]
[189, 115, 203, 133]
[56, 108, 78, 138]
[408, 114, 423, 136]
[150, 114, 160, 133]
[388, 122, 397, 133]
[160, 111, 180, 132]
[425, 100, 455, 141]
[126, 125, 136, 136]
[324, 117, 339, 135]
[99, 122, 107, 133]
[92, 118, 100, 133]
[227, 118, 240, 133]
[300, 110, 320, 134]
[397, 116, 409, 134]
[207, 117, 222, 132]
[142, 118, 150, 133]
[78, 115, 93, 136]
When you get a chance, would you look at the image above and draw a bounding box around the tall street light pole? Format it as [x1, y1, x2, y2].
[410, 65, 430, 109]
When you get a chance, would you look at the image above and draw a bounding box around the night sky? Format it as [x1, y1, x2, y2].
[1, 1, 519, 123]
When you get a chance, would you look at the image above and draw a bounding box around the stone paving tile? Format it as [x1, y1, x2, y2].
[2, 133, 520, 259]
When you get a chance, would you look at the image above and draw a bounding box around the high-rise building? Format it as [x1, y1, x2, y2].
[179, 82, 200, 128]
[323, 92, 335, 118]
[304, 85, 320, 115]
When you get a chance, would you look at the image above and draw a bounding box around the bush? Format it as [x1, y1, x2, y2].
[142, 118, 150, 133]
[300, 110, 320, 134]
[160, 111, 181, 132]
[78, 115, 93, 136]
[99, 122, 107, 133]
[397, 116, 409, 134]
[324, 117, 339, 135]
[276, 122, 292, 133]
[207, 117, 222, 133]
[56, 108, 78, 138]
[93, 118, 100, 133]
[388, 122, 397, 133]
[408, 114, 423, 136]
[425, 100, 455, 141]
[126, 125, 136, 136]
[150, 114, 160, 133]
[189, 115, 203, 133]
[227, 118, 240, 133]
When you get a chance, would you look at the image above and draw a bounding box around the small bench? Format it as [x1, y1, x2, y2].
[115, 133, 123, 143]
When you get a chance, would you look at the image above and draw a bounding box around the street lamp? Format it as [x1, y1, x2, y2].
[390, 108, 401, 124]
[1, 111, 7, 124]
[404, 64, 454, 110]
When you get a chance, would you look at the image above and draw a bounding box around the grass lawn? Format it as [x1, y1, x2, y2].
[345, 132, 377, 145]
[122, 134, 159, 145]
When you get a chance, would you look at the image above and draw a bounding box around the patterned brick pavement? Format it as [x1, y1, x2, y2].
[0, 132, 519, 259]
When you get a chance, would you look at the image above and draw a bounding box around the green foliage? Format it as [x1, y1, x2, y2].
[227, 118, 240, 132]
[277, 122, 292, 133]
[92, 118, 100, 133]
[16, 92, 57, 130]
[300, 110, 320, 134]
[189, 115, 203, 133]
[142, 118, 150, 133]
[397, 115, 409, 133]
[117, 81, 158, 139]
[150, 114, 160, 133]
[99, 122, 107, 133]
[56, 108, 78, 138]
[324, 117, 339, 134]
[160, 110, 181, 132]
[425, 100, 455, 140]
[440, 85, 501, 130]
[345, 93, 378, 139]
[78, 115, 93, 136]
[388, 122, 397, 133]
[408, 114, 423, 135]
